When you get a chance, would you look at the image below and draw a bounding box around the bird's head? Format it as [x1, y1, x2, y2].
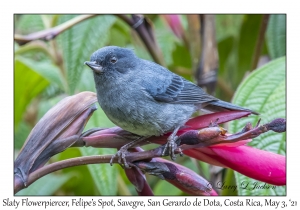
[85, 46, 137, 77]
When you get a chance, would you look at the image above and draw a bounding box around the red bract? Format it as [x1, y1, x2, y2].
[81, 111, 286, 188]
[161, 15, 184, 39]
[185, 111, 251, 130]
[185, 145, 286, 186]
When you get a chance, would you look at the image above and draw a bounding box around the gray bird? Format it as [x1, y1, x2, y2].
[85, 46, 257, 166]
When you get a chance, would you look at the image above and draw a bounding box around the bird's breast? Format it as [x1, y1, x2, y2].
[96, 84, 196, 136]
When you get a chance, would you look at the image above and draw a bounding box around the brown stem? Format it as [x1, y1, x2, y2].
[116, 14, 165, 66]
[251, 14, 270, 70]
[196, 15, 219, 95]
[15, 117, 285, 194]
[14, 147, 164, 194]
[14, 155, 112, 194]
[14, 15, 98, 45]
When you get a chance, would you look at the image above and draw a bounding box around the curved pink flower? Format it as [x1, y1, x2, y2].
[161, 15, 184, 39]
[185, 145, 286, 186]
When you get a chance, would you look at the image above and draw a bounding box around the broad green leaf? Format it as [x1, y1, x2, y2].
[57, 147, 101, 195]
[85, 103, 116, 129]
[221, 169, 238, 196]
[154, 17, 179, 66]
[235, 14, 263, 89]
[57, 15, 116, 94]
[218, 36, 235, 77]
[15, 14, 45, 34]
[266, 14, 286, 59]
[14, 121, 31, 150]
[79, 105, 117, 195]
[16, 56, 64, 90]
[198, 161, 210, 181]
[216, 36, 235, 101]
[109, 19, 131, 47]
[171, 43, 192, 69]
[14, 59, 49, 127]
[153, 178, 183, 195]
[79, 147, 118, 195]
[16, 173, 73, 195]
[229, 57, 286, 195]
[215, 14, 244, 42]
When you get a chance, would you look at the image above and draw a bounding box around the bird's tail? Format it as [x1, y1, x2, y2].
[205, 100, 259, 115]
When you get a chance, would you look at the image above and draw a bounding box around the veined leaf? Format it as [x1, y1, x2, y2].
[16, 173, 73, 195]
[15, 14, 45, 34]
[229, 57, 286, 195]
[235, 14, 263, 89]
[14, 59, 49, 127]
[266, 14, 286, 59]
[154, 16, 179, 66]
[153, 179, 183, 195]
[79, 147, 118, 195]
[57, 15, 116, 94]
[79, 104, 117, 195]
[215, 14, 244, 42]
[16, 56, 64, 90]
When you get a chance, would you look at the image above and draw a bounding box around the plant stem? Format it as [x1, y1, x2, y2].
[195, 15, 219, 95]
[251, 14, 270, 70]
[14, 117, 285, 194]
[14, 15, 98, 45]
[14, 155, 112, 194]
[116, 14, 165, 66]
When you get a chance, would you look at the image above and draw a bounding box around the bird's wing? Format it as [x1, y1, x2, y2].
[140, 63, 217, 104]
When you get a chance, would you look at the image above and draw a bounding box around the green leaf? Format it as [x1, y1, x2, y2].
[215, 14, 244, 42]
[221, 169, 238, 196]
[85, 103, 116, 129]
[228, 57, 286, 195]
[153, 179, 183, 195]
[57, 15, 116, 94]
[57, 148, 100, 195]
[154, 17, 179, 66]
[16, 173, 73, 195]
[79, 147, 118, 195]
[15, 14, 45, 34]
[79, 104, 117, 195]
[235, 14, 263, 88]
[266, 15, 286, 59]
[14, 121, 31, 150]
[171, 43, 192, 69]
[109, 19, 131, 47]
[16, 56, 64, 90]
[14, 59, 50, 127]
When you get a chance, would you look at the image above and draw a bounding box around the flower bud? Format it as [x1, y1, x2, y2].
[14, 91, 97, 185]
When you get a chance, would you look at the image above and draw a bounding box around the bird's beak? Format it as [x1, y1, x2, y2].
[84, 61, 103, 74]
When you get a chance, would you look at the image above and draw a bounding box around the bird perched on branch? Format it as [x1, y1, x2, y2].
[85, 46, 258, 167]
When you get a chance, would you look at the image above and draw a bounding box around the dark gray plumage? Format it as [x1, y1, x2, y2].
[85, 46, 257, 163]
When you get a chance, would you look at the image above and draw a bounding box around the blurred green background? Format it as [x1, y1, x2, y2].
[14, 14, 286, 195]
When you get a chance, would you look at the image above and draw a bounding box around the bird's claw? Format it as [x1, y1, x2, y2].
[110, 148, 130, 168]
[162, 136, 181, 161]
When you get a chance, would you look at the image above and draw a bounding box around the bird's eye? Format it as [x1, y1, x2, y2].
[110, 57, 117, 64]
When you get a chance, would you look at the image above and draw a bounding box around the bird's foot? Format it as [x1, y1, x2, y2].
[110, 147, 131, 168]
[110, 136, 147, 168]
[162, 135, 183, 161]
